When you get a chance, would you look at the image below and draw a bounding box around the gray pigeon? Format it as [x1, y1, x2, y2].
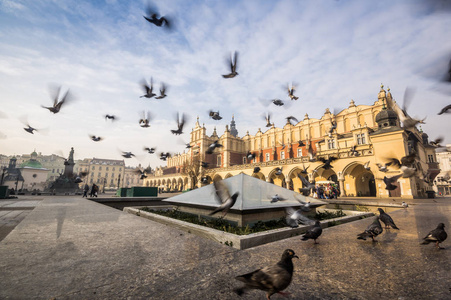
[285, 207, 314, 227]
[209, 180, 239, 217]
[234, 249, 298, 299]
[402, 201, 408, 209]
[270, 194, 286, 203]
[301, 220, 323, 244]
[421, 223, 447, 249]
[377, 208, 399, 229]
[298, 174, 315, 196]
[357, 217, 383, 241]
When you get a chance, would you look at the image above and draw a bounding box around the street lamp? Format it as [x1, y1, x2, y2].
[103, 177, 106, 193]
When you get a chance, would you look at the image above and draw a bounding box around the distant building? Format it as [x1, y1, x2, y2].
[145, 85, 440, 199]
[16, 151, 49, 191]
[434, 145, 451, 195]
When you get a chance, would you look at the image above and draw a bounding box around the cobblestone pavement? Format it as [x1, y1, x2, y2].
[0, 195, 449, 299]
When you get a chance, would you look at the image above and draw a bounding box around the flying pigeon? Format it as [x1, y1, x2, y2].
[263, 112, 272, 127]
[393, 87, 426, 130]
[421, 223, 447, 249]
[155, 82, 168, 99]
[159, 152, 171, 161]
[287, 83, 299, 100]
[286, 116, 298, 125]
[222, 51, 238, 78]
[143, 3, 172, 29]
[42, 85, 72, 114]
[377, 208, 399, 229]
[328, 120, 337, 137]
[23, 124, 38, 134]
[363, 161, 371, 170]
[376, 162, 391, 172]
[383, 174, 403, 190]
[234, 249, 298, 299]
[438, 104, 451, 115]
[274, 167, 283, 176]
[140, 77, 156, 99]
[298, 174, 315, 197]
[271, 99, 284, 106]
[297, 140, 305, 147]
[307, 143, 316, 161]
[293, 195, 311, 212]
[301, 220, 323, 244]
[285, 206, 314, 227]
[349, 145, 360, 157]
[206, 140, 223, 154]
[400, 165, 416, 178]
[270, 194, 286, 203]
[201, 161, 209, 168]
[90, 135, 103, 142]
[139, 111, 152, 128]
[319, 156, 337, 170]
[170, 112, 186, 135]
[209, 110, 222, 120]
[357, 217, 383, 242]
[209, 179, 239, 217]
[246, 151, 256, 162]
[429, 137, 443, 147]
[144, 147, 156, 154]
[300, 164, 309, 174]
[105, 114, 117, 121]
[253, 166, 261, 173]
[122, 151, 135, 158]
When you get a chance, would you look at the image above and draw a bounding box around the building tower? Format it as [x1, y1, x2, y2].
[230, 115, 238, 137]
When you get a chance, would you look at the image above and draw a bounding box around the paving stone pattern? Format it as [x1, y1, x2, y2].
[0, 196, 450, 299]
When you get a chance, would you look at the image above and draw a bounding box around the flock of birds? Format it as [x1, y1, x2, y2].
[12, 3, 451, 298]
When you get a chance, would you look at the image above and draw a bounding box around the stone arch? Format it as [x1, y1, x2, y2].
[177, 178, 183, 191]
[252, 171, 266, 181]
[224, 173, 233, 179]
[171, 178, 177, 191]
[183, 177, 189, 190]
[342, 162, 376, 197]
[213, 174, 223, 182]
[287, 167, 304, 192]
[268, 168, 286, 188]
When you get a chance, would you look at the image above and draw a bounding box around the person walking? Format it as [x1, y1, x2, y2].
[82, 184, 89, 198]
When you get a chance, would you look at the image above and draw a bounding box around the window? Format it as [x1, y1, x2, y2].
[266, 153, 270, 162]
[105, 173, 108, 177]
[119, 168, 122, 171]
[297, 148, 302, 157]
[243, 157, 247, 164]
[113, 167, 115, 171]
[217, 155, 222, 167]
[99, 166, 102, 171]
[357, 133, 366, 145]
[428, 155, 434, 163]
[98, 172, 101, 177]
[106, 167, 109, 171]
[328, 139, 336, 149]
[92, 166, 95, 170]
[280, 151, 285, 160]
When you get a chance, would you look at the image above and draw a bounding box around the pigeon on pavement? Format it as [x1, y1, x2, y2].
[402, 201, 408, 209]
[377, 208, 399, 229]
[421, 223, 447, 249]
[301, 220, 323, 244]
[357, 217, 383, 241]
[234, 249, 298, 299]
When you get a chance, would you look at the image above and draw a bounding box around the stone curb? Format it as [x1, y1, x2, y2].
[123, 207, 374, 250]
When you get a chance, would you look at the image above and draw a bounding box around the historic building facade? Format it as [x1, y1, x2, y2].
[146, 85, 439, 198]
[434, 145, 451, 195]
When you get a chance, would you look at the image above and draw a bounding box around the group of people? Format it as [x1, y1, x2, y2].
[312, 183, 339, 199]
[82, 184, 99, 198]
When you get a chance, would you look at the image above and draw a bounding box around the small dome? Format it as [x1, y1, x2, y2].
[375, 108, 398, 129]
[20, 159, 43, 169]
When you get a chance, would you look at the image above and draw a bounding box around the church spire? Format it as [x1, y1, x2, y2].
[230, 115, 238, 137]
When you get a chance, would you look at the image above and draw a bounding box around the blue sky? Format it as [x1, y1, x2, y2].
[0, 0, 450, 168]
